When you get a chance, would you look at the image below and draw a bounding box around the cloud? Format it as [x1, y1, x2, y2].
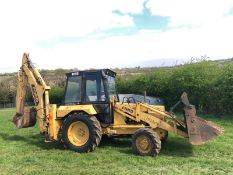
[111, 0, 146, 14]
[0, 0, 232, 72]
[27, 14, 233, 70]
[0, 0, 142, 71]
[0, 0, 144, 40]
[147, 0, 233, 27]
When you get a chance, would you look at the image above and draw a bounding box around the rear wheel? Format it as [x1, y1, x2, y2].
[61, 113, 102, 153]
[132, 128, 161, 157]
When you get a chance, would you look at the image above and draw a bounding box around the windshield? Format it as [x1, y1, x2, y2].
[64, 76, 81, 104]
[106, 76, 117, 100]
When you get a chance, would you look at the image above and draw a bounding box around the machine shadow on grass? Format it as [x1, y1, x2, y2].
[0, 132, 193, 157]
[0, 133, 64, 150]
[99, 136, 193, 157]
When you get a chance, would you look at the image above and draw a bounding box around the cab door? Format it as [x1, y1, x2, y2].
[84, 72, 113, 124]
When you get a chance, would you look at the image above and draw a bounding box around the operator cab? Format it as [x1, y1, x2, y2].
[64, 69, 118, 124]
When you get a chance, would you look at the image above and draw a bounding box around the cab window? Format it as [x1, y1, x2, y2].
[64, 76, 81, 103]
[86, 74, 106, 102]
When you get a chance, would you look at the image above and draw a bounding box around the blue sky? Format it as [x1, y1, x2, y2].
[36, 1, 169, 48]
[113, 1, 169, 31]
[0, 0, 233, 72]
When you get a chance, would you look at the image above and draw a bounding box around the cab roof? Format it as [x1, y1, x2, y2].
[66, 69, 117, 77]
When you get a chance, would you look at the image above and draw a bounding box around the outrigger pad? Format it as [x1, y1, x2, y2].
[12, 107, 37, 128]
[181, 92, 224, 145]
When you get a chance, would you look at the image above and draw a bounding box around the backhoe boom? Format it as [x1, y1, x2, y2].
[13, 53, 50, 133]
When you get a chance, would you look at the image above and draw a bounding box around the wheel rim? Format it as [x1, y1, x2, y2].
[135, 135, 151, 153]
[68, 121, 90, 146]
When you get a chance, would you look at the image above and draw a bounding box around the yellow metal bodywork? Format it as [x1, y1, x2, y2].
[109, 102, 188, 138]
[49, 101, 181, 141]
[48, 104, 61, 140]
[57, 105, 97, 117]
[14, 53, 50, 133]
[45, 100, 188, 141]
[47, 104, 97, 141]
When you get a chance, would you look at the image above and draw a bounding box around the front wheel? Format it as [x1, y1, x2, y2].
[132, 128, 161, 157]
[61, 113, 102, 153]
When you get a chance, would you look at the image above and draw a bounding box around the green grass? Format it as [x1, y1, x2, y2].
[0, 109, 232, 175]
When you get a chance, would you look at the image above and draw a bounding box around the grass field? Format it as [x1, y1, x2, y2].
[0, 109, 232, 175]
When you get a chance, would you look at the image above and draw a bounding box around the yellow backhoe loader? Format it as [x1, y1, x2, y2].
[12, 53, 223, 156]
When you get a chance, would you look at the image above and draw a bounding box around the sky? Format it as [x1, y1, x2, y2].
[0, 0, 233, 72]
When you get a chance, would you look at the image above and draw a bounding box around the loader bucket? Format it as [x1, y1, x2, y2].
[12, 107, 37, 128]
[181, 93, 224, 145]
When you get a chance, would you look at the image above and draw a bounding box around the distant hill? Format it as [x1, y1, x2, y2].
[213, 58, 233, 64]
[0, 58, 232, 89]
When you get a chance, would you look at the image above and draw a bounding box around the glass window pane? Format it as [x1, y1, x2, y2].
[100, 80, 106, 101]
[107, 76, 117, 99]
[86, 79, 97, 101]
[86, 74, 106, 102]
[64, 76, 81, 103]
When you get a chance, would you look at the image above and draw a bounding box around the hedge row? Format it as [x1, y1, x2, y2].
[6, 60, 232, 115]
[117, 61, 233, 115]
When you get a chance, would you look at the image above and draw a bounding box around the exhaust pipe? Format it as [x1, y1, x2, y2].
[181, 92, 224, 145]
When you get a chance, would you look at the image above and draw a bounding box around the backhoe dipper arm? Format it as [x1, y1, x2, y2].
[13, 53, 51, 133]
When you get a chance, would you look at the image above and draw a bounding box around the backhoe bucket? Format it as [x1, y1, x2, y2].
[12, 107, 37, 128]
[181, 93, 224, 145]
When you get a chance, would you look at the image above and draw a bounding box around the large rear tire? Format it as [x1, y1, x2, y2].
[61, 113, 102, 153]
[132, 128, 161, 157]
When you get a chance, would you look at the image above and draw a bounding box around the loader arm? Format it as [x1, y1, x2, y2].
[114, 102, 188, 138]
[13, 53, 51, 133]
[114, 92, 224, 145]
